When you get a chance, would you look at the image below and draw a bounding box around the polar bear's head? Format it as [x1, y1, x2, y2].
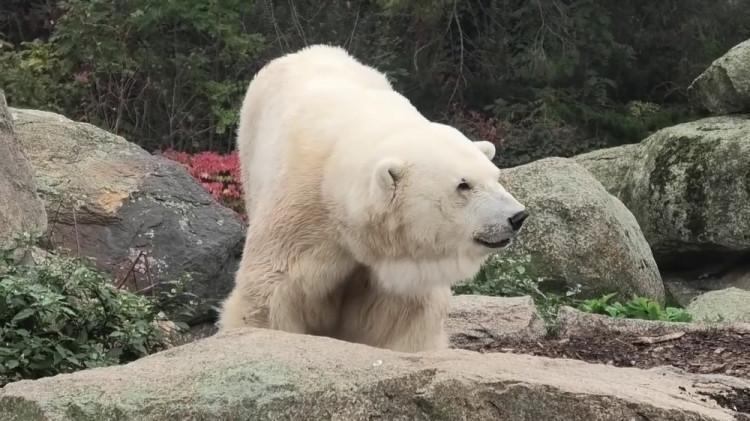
[366, 123, 527, 290]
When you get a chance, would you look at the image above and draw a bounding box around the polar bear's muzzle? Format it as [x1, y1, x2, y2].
[509, 210, 529, 231]
[473, 209, 529, 249]
[473, 237, 512, 249]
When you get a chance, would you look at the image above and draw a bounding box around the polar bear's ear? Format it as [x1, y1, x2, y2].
[372, 158, 406, 199]
[474, 141, 496, 160]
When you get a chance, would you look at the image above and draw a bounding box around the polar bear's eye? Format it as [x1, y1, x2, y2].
[457, 180, 472, 191]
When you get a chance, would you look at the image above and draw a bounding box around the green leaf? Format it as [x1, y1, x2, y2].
[106, 347, 123, 359]
[14, 329, 30, 337]
[604, 307, 621, 318]
[133, 342, 147, 355]
[29, 360, 54, 370]
[54, 344, 69, 357]
[11, 308, 36, 323]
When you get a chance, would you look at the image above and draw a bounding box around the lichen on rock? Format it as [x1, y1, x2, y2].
[576, 115, 750, 268]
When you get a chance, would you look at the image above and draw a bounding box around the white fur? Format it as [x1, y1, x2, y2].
[218, 44, 526, 353]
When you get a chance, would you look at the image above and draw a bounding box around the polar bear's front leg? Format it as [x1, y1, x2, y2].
[263, 244, 359, 336]
[335, 272, 452, 353]
[218, 263, 347, 336]
[268, 278, 346, 335]
[216, 264, 281, 331]
[267, 283, 307, 334]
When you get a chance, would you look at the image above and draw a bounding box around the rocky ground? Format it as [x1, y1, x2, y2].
[448, 299, 750, 417]
[480, 330, 749, 381]
[454, 302, 750, 384]
[476, 331, 750, 414]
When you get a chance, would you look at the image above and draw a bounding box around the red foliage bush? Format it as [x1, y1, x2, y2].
[162, 149, 246, 220]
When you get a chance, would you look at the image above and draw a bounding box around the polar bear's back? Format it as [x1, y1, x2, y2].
[236, 45, 394, 219]
[288, 45, 393, 91]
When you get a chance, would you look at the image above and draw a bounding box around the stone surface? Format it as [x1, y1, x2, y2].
[687, 287, 750, 324]
[10, 108, 245, 315]
[664, 261, 750, 307]
[445, 295, 547, 348]
[689, 38, 750, 115]
[0, 327, 745, 421]
[570, 143, 644, 197]
[0, 92, 47, 249]
[498, 157, 664, 302]
[575, 116, 750, 268]
[554, 306, 750, 339]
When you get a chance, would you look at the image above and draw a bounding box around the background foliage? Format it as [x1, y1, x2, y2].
[0, 234, 178, 386]
[2, 0, 749, 166]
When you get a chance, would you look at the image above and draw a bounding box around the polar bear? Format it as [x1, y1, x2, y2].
[217, 44, 528, 352]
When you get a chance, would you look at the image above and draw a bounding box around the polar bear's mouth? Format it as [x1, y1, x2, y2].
[474, 238, 511, 249]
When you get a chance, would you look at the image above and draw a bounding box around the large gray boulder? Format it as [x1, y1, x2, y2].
[575, 116, 750, 266]
[0, 328, 744, 420]
[0, 92, 47, 249]
[497, 158, 664, 303]
[10, 108, 245, 316]
[689, 38, 750, 115]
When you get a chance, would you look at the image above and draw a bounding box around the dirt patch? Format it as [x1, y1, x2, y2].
[697, 388, 750, 417]
[471, 330, 750, 414]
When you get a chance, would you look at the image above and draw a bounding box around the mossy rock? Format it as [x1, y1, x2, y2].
[575, 115, 750, 267]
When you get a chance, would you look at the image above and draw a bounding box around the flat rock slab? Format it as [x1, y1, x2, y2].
[0, 328, 745, 420]
[446, 295, 547, 348]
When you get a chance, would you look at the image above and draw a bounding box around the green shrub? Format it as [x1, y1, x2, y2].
[452, 254, 581, 324]
[0, 234, 174, 386]
[4, 1, 748, 155]
[146, 272, 217, 330]
[578, 293, 693, 322]
[452, 253, 694, 327]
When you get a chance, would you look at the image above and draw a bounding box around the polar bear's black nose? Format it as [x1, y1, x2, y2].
[509, 210, 529, 232]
